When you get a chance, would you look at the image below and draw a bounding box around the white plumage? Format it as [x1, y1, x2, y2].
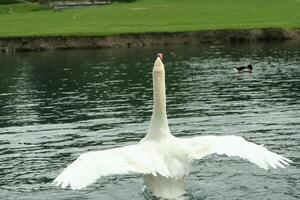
[184, 135, 290, 170]
[53, 54, 291, 199]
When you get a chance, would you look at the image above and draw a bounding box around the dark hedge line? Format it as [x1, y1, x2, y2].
[0, 0, 20, 4]
[27, 0, 136, 2]
[0, 0, 136, 4]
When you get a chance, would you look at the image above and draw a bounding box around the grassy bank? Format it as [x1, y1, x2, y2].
[0, 2, 46, 15]
[0, 0, 299, 37]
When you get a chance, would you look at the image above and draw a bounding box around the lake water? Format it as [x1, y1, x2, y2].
[0, 42, 299, 200]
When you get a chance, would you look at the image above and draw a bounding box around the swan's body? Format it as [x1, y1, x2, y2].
[54, 55, 290, 199]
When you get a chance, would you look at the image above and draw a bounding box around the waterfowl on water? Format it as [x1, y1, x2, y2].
[235, 64, 253, 72]
[53, 54, 290, 199]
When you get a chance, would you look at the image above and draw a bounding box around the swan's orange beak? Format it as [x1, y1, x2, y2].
[157, 53, 163, 61]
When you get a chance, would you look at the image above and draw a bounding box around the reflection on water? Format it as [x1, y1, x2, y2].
[0, 41, 299, 200]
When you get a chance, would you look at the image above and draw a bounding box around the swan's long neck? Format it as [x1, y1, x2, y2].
[146, 57, 171, 139]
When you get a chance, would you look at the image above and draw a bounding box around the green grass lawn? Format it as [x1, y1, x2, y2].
[0, 0, 299, 37]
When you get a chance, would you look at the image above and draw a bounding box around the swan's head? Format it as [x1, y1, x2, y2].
[157, 53, 163, 61]
[154, 53, 165, 72]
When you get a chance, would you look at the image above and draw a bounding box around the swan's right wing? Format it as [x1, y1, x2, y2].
[184, 135, 291, 170]
[53, 142, 170, 190]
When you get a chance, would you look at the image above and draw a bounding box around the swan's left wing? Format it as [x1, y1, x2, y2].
[53, 142, 170, 190]
[183, 135, 291, 170]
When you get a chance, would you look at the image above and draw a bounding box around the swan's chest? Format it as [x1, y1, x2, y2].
[155, 139, 192, 178]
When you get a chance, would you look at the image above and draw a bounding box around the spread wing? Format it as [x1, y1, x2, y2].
[53, 142, 170, 190]
[184, 135, 291, 170]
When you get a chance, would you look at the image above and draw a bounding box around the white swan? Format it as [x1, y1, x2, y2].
[53, 53, 291, 199]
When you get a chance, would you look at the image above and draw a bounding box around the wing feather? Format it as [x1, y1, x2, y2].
[184, 135, 291, 170]
[53, 142, 170, 190]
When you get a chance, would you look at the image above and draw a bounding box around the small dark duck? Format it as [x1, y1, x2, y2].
[235, 64, 253, 72]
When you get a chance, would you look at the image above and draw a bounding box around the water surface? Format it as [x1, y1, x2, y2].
[0, 42, 299, 200]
